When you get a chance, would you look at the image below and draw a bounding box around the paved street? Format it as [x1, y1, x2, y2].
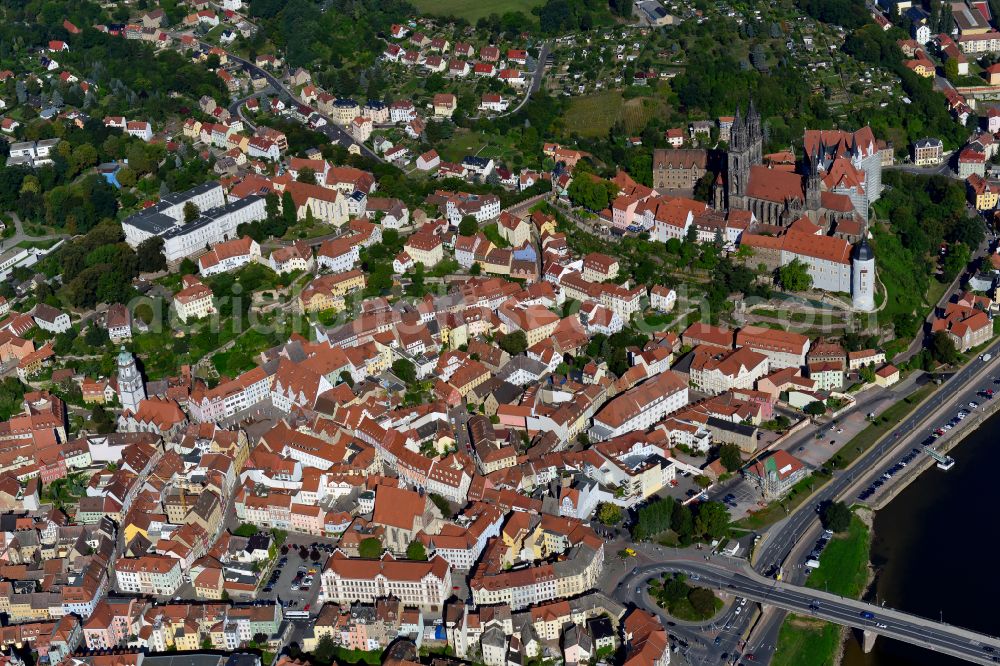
[166, 34, 383, 162]
[739, 339, 1000, 663]
[613, 341, 1000, 665]
[617, 558, 1000, 665]
[497, 42, 550, 118]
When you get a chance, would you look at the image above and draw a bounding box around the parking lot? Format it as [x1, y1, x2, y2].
[855, 447, 921, 503]
[259, 538, 334, 613]
[663, 469, 709, 504]
[716, 480, 763, 518]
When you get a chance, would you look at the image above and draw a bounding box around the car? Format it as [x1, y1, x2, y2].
[829, 439, 836, 445]
[714, 636, 722, 646]
[798, 446, 805, 452]
[860, 611, 875, 620]
[985, 646, 996, 653]
[745, 655, 756, 662]
[304, 604, 310, 611]
[837, 428, 843, 433]
[970, 402, 979, 408]
[735, 606, 741, 615]
[875, 622, 887, 629]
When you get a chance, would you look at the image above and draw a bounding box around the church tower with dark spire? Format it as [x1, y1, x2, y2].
[726, 100, 763, 211]
[806, 150, 822, 213]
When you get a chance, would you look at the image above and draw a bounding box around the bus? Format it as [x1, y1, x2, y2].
[285, 610, 310, 620]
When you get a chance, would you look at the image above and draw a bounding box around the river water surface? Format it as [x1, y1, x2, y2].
[840, 409, 1000, 665]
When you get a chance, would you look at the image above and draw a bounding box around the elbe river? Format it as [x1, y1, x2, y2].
[840, 409, 1000, 666]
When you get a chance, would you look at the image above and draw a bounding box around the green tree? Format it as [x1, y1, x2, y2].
[778, 258, 813, 291]
[470, 262, 482, 276]
[804, 400, 827, 416]
[930, 330, 958, 365]
[71, 143, 98, 175]
[91, 405, 116, 434]
[179, 258, 198, 275]
[672, 502, 694, 544]
[297, 167, 317, 184]
[632, 497, 675, 540]
[944, 57, 959, 82]
[137, 237, 167, 272]
[941, 242, 970, 282]
[282, 191, 298, 230]
[458, 215, 478, 236]
[183, 201, 200, 223]
[84, 325, 109, 348]
[567, 175, 615, 211]
[358, 537, 383, 559]
[719, 444, 743, 472]
[597, 502, 623, 525]
[660, 573, 689, 604]
[313, 634, 336, 663]
[499, 330, 528, 355]
[392, 358, 417, 384]
[693, 501, 730, 540]
[687, 586, 719, 617]
[821, 500, 852, 533]
[117, 166, 137, 188]
[406, 540, 427, 561]
[265, 192, 280, 219]
[858, 364, 876, 383]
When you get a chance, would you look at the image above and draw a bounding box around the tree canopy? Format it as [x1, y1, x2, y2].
[719, 444, 743, 473]
[358, 537, 383, 559]
[821, 501, 852, 533]
[778, 258, 813, 292]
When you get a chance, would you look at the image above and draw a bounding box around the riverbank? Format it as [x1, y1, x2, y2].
[825, 387, 1000, 664]
[840, 407, 1000, 666]
[772, 510, 874, 666]
[870, 391, 1000, 510]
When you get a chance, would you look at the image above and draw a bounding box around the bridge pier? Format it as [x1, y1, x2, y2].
[862, 630, 878, 653]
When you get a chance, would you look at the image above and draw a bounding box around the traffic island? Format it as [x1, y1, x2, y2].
[647, 572, 724, 622]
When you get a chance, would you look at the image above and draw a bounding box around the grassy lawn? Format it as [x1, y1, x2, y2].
[828, 382, 937, 470]
[805, 515, 870, 598]
[772, 616, 841, 666]
[665, 593, 723, 622]
[329, 647, 384, 666]
[773, 515, 871, 666]
[410, 0, 543, 22]
[440, 130, 487, 163]
[564, 90, 626, 138]
[482, 222, 510, 248]
[16, 238, 60, 250]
